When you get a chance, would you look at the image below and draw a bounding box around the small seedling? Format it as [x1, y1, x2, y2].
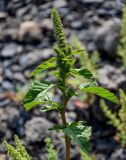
[72, 35, 99, 76]
[3, 135, 32, 160]
[68, 35, 99, 104]
[23, 8, 119, 160]
[45, 138, 58, 160]
[118, 5, 126, 68]
[100, 89, 126, 146]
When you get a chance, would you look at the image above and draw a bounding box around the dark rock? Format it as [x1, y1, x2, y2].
[11, 109, 31, 136]
[97, 64, 126, 90]
[0, 29, 17, 41]
[0, 66, 3, 84]
[0, 99, 11, 107]
[7, 0, 31, 15]
[34, 0, 47, 5]
[17, 5, 33, 17]
[95, 19, 121, 58]
[11, 65, 21, 72]
[6, 107, 19, 123]
[0, 76, 3, 84]
[96, 9, 114, 17]
[95, 154, 106, 160]
[78, 0, 104, 4]
[109, 148, 126, 160]
[0, 0, 7, 12]
[95, 138, 117, 154]
[0, 12, 7, 21]
[0, 106, 19, 138]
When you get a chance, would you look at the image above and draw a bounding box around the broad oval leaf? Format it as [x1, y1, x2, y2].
[64, 121, 91, 153]
[81, 86, 119, 104]
[49, 121, 91, 153]
[23, 80, 55, 110]
[30, 57, 56, 77]
[71, 68, 96, 82]
[80, 81, 97, 88]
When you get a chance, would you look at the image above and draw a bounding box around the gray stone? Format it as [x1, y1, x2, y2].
[53, 0, 67, 8]
[13, 72, 26, 83]
[0, 0, 6, 11]
[2, 81, 14, 90]
[0, 76, 3, 84]
[17, 5, 32, 17]
[0, 12, 7, 21]
[1, 43, 17, 58]
[97, 64, 126, 90]
[0, 65, 3, 84]
[5, 69, 13, 80]
[0, 99, 10, 107]
[95, 18, 121, 57]
[78, 0, 104, 4]
[67, 112, 77, 122]
[11, 65, 21, 72]
[18, 21, 42, 43]
[71, 21, 83, 29]
[25, 117, 52, 142]
[19, 49, 53, 69]
[0, 105, 20, 140]
[41, 18, 53, 30]
[86, 0, 104, 3]
[109, 148, 126, 160]
[96, 154, 106, 160]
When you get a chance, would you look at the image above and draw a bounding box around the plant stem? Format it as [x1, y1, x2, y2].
[60, 90, 71, 160]
[60, 109, 71, 160]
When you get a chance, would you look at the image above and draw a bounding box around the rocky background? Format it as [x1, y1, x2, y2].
[0, 0, 126, 160]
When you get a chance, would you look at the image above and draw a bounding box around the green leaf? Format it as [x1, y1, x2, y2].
[72, 49, 85, 54]
[40, 102, 62, 112]
[66, 87, 75, 100]
[30, 57, 56, 77]
[64, 122, 91, 153]
[71, 67, 96, 82]
[49, 124, 67, 131]
[49, 122, 91, 153]
[80, 150, 92, 160]
[80, 86, 119, 104]
[79, 81, 97, 88]
[23, 80, 55, 110]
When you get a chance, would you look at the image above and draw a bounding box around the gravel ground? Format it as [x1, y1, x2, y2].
[0, 0, 126, 159]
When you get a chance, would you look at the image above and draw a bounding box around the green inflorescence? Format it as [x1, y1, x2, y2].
[72, 35, 99, 76]
[3, 135, 32, 160]
[51, 8, 67, 50]
[45, 138, 58, 160]
[100, 89, 126, 146]
[118, 5, 126, 67]
[51, 8, 75, 88]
